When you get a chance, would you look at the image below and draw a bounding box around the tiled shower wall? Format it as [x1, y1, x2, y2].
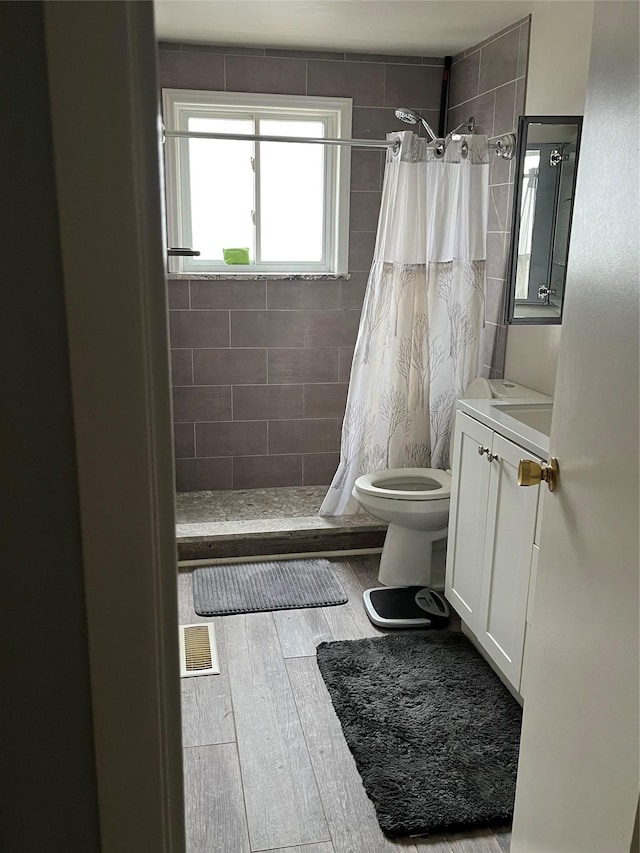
[158, 43, 445, 490]
[448, 16, 531, 379]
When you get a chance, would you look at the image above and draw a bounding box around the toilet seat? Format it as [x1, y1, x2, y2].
[354, 467, 451, 501]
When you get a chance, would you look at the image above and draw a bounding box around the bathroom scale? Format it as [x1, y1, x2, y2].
[362, 586, 450, 629]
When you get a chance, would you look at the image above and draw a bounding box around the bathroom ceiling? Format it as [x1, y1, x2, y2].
[154, 0, 534, 55]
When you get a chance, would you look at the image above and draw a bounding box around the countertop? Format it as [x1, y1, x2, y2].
[457, 396, 553, 459]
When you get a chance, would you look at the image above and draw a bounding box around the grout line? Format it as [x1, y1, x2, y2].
[449, 76, 525, 111]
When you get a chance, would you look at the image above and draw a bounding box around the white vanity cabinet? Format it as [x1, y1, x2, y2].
[446, 410, 543, 694]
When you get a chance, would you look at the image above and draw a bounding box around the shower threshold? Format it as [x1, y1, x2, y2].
[176, 485, 386, 562]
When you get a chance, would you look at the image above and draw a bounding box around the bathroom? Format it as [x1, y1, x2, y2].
[2, 2, 638, 853]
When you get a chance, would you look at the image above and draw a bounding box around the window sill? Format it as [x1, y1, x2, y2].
[167, 273, 351, 281]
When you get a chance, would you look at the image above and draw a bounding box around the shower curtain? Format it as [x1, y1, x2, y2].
[515, 166, 538, 299]
[320, 131, 489, 516]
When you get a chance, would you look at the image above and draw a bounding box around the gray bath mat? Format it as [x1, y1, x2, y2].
[192, 558, 348, 616]
[316, 630, 521, 838]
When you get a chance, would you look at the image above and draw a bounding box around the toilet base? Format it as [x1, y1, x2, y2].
[363, 586, 450, 629]
[377, 523, 448, 587]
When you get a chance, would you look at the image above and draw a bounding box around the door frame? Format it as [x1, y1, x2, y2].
[44, 3, 184, 850]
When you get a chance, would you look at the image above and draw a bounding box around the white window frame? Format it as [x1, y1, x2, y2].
[162, 89, 352, 275]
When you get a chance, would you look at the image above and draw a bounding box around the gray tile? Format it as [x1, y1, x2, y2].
[493, 81, 517, 137]
[174, 422, 195, 459]
[352, 107, 438, 140]
[269, 419, 340, 454]
[338, 347, 354, 382]
[348, 231, 376, 272]
[194, 348, 266, 386]
[266, 48, 345, 60]
[171, 349, 193, 387]
[168, 279, 189, 309]
[232, 455, 303, 489]
[450, 53, 480, 107]
[447, 105, 461, 135]
[349, 192, 381, 232]
[190, 280, 266, 310]
[515, 76, 526, 118]
[268, 348, 339, 384]
[267, 280, 339, 310]
[482, 322, 507, 373]
[173, 386, 232, 423]
[307, 60, 384, 106]
[517, 21, 531, 79]
[488, 184, 513, 232]
[221, 46, 266, 57]
[350, 149, 383, 191]
[486, 277, 507, 325]
[340, 272, 368, 309]
[196, 421, 267, 457]
[462, 90, 495, 137]
[303, 453, 340, 486]
[304, 383, 349, 418]
[463, 18, 525, 57]
[158, 41, 180, 52]
[231, 311, 305, 347]
[233, 385, 303, 420]
[305, 310, 361, 347]
[422, 56, 444, 66]
[384, 64, 442, 109]
[158, 51, 224, 89]
[478, 27, 519, 94]
[225, 55, 306, 95]
[181, 44, 264, 56]
[486, 232, 509, 280]
[346, 52, 423, 64]
[489, 149, 513, 185]
[169, 310, 230, 348]
[175, 457, 233, 491]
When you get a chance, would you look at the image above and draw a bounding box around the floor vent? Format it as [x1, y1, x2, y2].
[179, 623, 220, 678]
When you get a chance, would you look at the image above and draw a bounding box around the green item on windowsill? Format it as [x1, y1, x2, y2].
[223, 247, 250, 265]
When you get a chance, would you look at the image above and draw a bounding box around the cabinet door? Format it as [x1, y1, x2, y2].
[476, 433, 541, 689]
[445, 412, 493, 632]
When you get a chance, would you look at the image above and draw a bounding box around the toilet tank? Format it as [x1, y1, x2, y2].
[461, 377, 550, 401]
[487, 379, 550, 400]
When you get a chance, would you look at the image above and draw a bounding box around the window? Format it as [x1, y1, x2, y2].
[162, 90, 352, 274]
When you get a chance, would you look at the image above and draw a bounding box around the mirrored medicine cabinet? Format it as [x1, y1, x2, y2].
[505, 115, 583, 325]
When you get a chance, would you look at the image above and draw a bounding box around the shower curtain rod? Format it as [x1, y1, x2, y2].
[164, 128, 400, 151]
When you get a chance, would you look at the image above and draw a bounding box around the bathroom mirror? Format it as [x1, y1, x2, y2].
[505, 116, 583, 324]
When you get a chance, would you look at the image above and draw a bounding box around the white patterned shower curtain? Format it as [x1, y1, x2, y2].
[320, 131, 489, 516]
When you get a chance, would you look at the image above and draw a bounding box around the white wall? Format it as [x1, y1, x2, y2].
[504, 1, 594, 396]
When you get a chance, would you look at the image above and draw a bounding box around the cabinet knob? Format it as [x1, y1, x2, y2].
[478, 445, 490, 456]
[518, 458, 559, 492]
[486, 452, 499, 463]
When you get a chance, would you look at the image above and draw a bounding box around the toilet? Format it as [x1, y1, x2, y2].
[352, 378, 548, 627]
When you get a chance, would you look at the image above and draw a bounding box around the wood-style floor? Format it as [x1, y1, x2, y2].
[178, 555, 512, 853]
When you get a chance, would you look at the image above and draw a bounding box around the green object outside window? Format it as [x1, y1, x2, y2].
[223, 248, 250, 265]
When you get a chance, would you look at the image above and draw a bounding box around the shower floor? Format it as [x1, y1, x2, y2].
[175, 486, 386, 562]
[176, 485, 330, 523]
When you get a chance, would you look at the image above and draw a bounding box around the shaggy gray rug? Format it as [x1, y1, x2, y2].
[316, 630, 521, 838]
[192, 558, 347, 616]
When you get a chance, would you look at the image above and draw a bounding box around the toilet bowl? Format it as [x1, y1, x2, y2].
[353, 467, 451, 586]
[353, 377, 549, 594]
